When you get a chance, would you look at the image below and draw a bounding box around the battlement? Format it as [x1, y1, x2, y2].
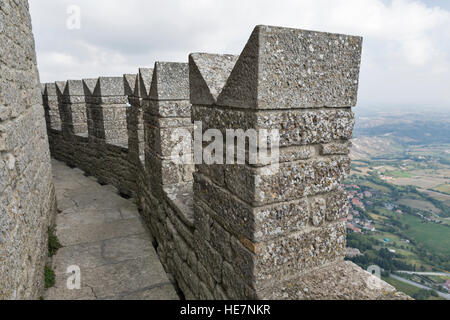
[39, 25, 408, 300]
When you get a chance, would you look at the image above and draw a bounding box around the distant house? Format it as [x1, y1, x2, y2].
[364, 191, 373, 198]
[352, 198, 364, 208]
[384, 238, 391, 243]
[346, 247, 362, 258]
[388, 249, 396, 254]
[346, 223, 362, 234]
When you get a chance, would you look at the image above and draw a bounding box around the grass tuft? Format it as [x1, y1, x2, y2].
[44, 265, 55, 289]
[48, 225, 61, 257]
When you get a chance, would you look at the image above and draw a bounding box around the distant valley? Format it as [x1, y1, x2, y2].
[345, 109, 450, 300]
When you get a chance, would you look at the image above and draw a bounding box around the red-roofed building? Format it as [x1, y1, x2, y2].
[352, 198, 364, 208]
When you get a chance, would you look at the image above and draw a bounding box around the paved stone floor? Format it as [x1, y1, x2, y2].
[45, 159, 179, 300]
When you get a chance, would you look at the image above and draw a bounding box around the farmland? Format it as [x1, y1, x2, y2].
[344, 110, 450, 299]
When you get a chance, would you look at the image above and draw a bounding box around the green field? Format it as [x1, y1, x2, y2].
[398, 213, 450, 256]
[382, 276, 419, 297]
[432, 184, 450, 195]
[386, 170, 415, 178]
[346, 139, 450, 273]
[381, 276, 445, 300]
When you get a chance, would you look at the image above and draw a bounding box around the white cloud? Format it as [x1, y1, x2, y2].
[29, 0, 450, 109]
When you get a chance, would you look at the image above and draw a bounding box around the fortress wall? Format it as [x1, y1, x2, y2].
[130, 69, 152, 213]
[189, 26, 360, 298]
[42, 83, 62, 157]
[44, 77, 135, 197]
[88, 77, 134, 195]
[40, 24, 408, 299]
[138, 62, 199, 298]
[0, 0, 57, 299]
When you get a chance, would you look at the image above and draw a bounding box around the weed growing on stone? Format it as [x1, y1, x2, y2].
[44, 265, 55, 289]
[48, 225, 61, 257]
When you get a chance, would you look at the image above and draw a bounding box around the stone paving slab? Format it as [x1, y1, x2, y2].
[45, 159, 179, 300]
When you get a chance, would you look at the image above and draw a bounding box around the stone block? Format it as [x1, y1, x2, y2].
[93, 77, 125, 97]
[43, 83, 58, 96]
[217, 25, 362, 109]
[147, 100, 191, 118]
[82, 78, 98, 96]
[123, 74, 137, 96]
[223, 156, 350, 206]
[189, 53, 238, 105]
[136, 68, 153, 98]
[194, 173, 310, 242]
[192, 105, 354, 148]
[194, 230, 222, 283]
[326, 187, 349, 222]
[64, 79, 85, 96]
[224, 221, 347, 290]
[321, 141, 351, 155]
[149, 62, 189, 101]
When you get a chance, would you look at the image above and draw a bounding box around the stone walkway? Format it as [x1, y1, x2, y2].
[45, 159, 178, 300]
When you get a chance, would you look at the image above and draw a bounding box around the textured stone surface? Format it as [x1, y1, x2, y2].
[64, 80, 85, 96]
[0, 0, 57, 300]
[82, 78, 98, 96]
[189, 53, 239, 105]
[192, 105, 355, 147]
[43, 83, 62, 131]
[36, 22, 408, 301]
[223, 156, 351, 206]
[45, 160, 178, 300]
[194, 173, 310, 242]
[93, 77, 126, 97]
[136, 68, 153, 98]
[217, 25, 362, 109]
[259, 261, 410, 300]
[123, 74, 137, 96]
[150, 62, 189, 100]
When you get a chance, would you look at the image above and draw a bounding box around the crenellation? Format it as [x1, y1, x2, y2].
[42, 83, 62, 132]
[189, 53, 239, 105]
[149, 62, 190, 101]
[145, 62, 194, 191]
[24, 17, 409, 300]
[217, 25, 363, 110]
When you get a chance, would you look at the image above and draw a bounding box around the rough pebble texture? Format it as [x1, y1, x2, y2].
[186, 24, 405, 300]
[259, 261, 410, 300]
[0, 0, 57, 300]
[189, 53, 239, 105]
[217, 25, 362, 109]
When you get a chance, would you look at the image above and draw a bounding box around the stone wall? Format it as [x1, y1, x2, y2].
[0, 0, 57, 299]
[40, 24, 408, 299]
[43, 77, 135, 197]
[190, 26, 358, 298]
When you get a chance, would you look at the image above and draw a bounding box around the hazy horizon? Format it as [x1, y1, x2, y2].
[29, 0, 450, 112]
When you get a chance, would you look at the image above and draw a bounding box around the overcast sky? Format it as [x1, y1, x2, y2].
[29, 0, 450, 111]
